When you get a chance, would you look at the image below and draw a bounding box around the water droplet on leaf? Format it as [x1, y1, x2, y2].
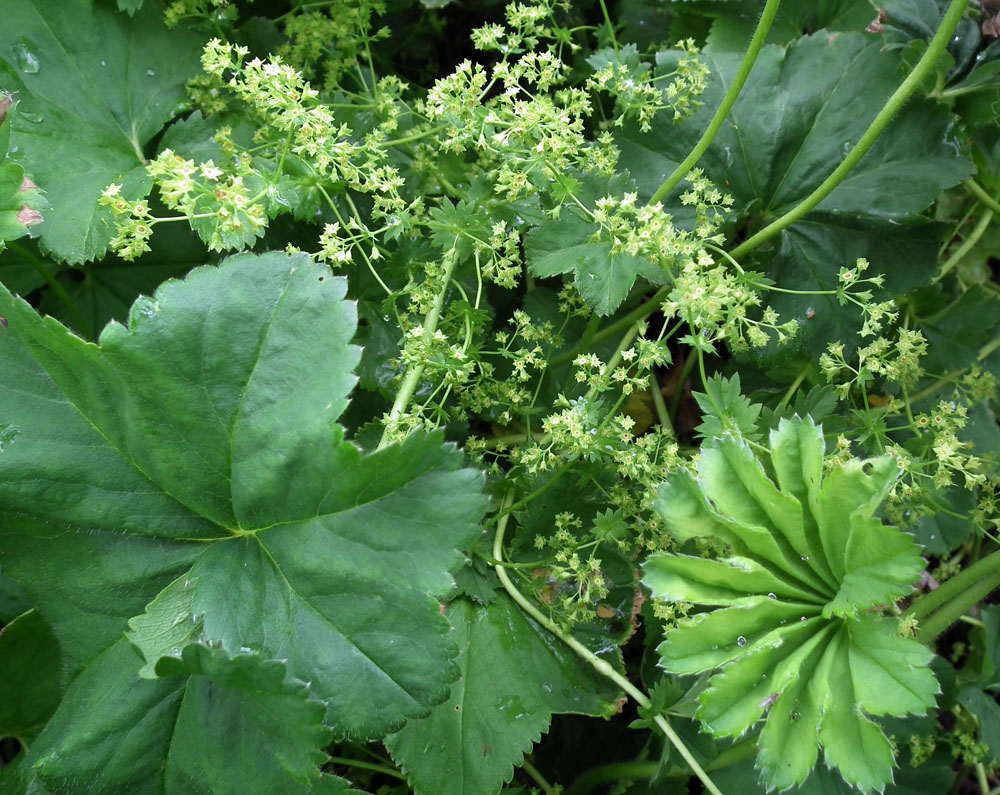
[19, 111, 42, 124]
[12, 40, 40, 74]
[145, 68, 155, 77]
[736, 636, 747, 647]
[767, 592, 776, 599]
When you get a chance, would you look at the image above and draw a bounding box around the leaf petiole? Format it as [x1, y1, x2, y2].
[730, 0, 970, 260]
[491, 490, 725, 795]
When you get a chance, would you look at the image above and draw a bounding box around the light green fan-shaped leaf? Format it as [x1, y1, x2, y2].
[0, 251, 487, 792]
[642, 416, 935, 793]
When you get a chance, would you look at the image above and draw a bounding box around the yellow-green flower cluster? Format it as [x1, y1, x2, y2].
[200, 39, 406, 220]
[98, 184, 154, 261]
[587, 40, 708, 131]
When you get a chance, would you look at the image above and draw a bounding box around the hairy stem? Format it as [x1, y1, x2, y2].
[905, 549, 1000, 642]
[649, 0, 783, 204]
[378, 246, 459, 449]
[730, 0, 970, 260]
[491, 491, 724, 795]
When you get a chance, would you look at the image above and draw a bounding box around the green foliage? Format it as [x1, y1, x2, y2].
[644, 417, 937, 791]
[0, 0, 205, 263]
[1, 0, 1000, 793]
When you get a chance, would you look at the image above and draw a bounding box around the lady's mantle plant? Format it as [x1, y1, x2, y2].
[2, 0, 1000, 793]
[644, 417, 938, 792]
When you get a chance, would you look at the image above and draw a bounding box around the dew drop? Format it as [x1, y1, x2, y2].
[790, 711, 801, 722]
[0, 425, 19, 452]
[145, 68, 156, 77]
[800, 555, 809, 562]
[711, 644, 719, 651]
[170, 646, 180, 654]
[736, 636, 747, 647]
[800, 616, 807, 621]
[542, 682, 553, 692]
[841, 141, 852, 157]
[239, 646, 252, 653]
[100, 59, 107, 67]
[767, 592, 777, 599]
[12, 39, 40, 74]
[19, 111, 42, 124]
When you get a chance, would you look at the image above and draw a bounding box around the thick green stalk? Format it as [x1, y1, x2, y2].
[491, 491, 724, 795]
[904, 549, 1000, 642]
[730, 0, 970, 260]
[649, 0, 783, 205]
[378, 247, 458, 449]
[918, 568, 1000, 643]
[966, 179, 1000, 215]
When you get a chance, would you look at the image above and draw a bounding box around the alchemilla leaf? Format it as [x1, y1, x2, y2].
[642, 416, 936, 792]
[0, 0, 205, 263]
[618, 32, 972, 357]
[0, 251, 487, 791]
[385, 595, 618, 795]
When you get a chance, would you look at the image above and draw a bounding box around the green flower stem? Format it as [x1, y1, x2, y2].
[325, 756, 406, 781]
[382, 123, 449, 147]
[649, 0, 783, 205]
[904, 548, 1000, 640]
[669, 348, 699, 421]
[550, 285, 669, 369]
[778, 365, 809, 410]
[491, 491, 724, 795]
[597, 0, 620, 56]
[487, 464, 570, 525]
[520, 758, 557, 794]
[966, 179, 1000, 215]
[378, 246, 459, 449]
[566, 740, 756, 794]
[935, 204, 995, 282]
[729, 0, 970, 260]
[7, 242, 93, 339]
[650, 369, 672, 431]
[584, 321, 642, 403]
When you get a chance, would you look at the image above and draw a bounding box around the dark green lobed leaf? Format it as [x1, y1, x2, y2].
[0, 251, 488, 792]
